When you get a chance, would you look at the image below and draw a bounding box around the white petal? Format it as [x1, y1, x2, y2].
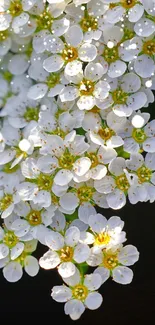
[3, 262, 23, 283]
[63, 267, 81, 287]
[108, 60, 126, 78]
[60, 193, 79, 211]
[78, 203, 96, 224]
[84, 62, 105, 81]
[109, 157, 126, 176]
[51, 285, 72, 302]
[58, 262, 76, 278]
[8, 54, 29, 75]
[65, 60, 82, 77]
[27, 84, 48, 100]
[84, 273, 102, 291]
[24, 256, 39, 277]
[128, 4, 144, 23]
[64, 300, 85, 320]
[78, 43, 97, 62]
[65, 25, 83, 47]
[85, 292, 103, 310]
[46, 231, 64, 250]
[74, 243, 90, 263]
[94, 267, 110, 284]
[107, 190, 126, 209]
[121, 73, 141, 93]
[39, 250, 60, 269]
[127, 92, 147, 110]
[52, 18, 70, 37]
[0, 149, 16, 165]
[65, 226, 80, 247]
[143, 138, 155, 153]
[11, 243, 24, 260]
[94, 176, 115, 194]
[43, 55, 64, 72]
[112, 266, 133, 284]
[134, 55, 155, 78]
[94, 81, 110, 100]
[54, 169, 73, 186]
[88, 214, 107, 233]
[59, 86, 79, 102]
[118, 245, 139, 266]
[134, 18, 155, 37]
[86, 247, 103, 266]
[11, 219, 30, 237]
[73, 157, 91, 176]
[0, 244, 9, 259]
[77, 96, 96, 111]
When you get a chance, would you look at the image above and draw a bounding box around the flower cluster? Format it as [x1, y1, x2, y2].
[0, 0, 154, 320]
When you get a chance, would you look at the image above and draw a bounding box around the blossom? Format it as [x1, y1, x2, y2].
[87, 244, 139, 284]
[39, 226, 90, 278]
[51, 269, 103, 320]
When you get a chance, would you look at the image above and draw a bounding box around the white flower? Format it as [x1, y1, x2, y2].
[119, 113, 155, 153]
[51, 269, 103, 320]
[60, 63, 110, 109]
[87, 244, 139, 284]
[65, 1, 108, 41]
[107, 73, 147, 117]
[43, 25, 97, 77]
[39, 226, 90, 278]
[104, 0, 144, 24]
[87, 214, 126, 249]
[126, 153, 155, 204]
[39, 133, 90, 186]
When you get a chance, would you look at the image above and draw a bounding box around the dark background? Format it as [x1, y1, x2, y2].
[1, 103, 155, 322]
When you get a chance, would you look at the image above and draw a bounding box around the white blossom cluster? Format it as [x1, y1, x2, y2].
[0, 0, 155, 319]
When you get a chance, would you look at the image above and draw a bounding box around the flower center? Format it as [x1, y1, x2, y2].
[132, 128, 147, 143]
[72, 285, 88, 301]
[115, 174, 130, 191]
[24, 107, 39, 122]
[95, 233, 111, 246]
[59, 246, 74, 262]
[98, 127, 114, 141]
[142, 40, 155, 56]
[36, 9, 53, 31]
[62, 46, 78, 62]
[46, 73, 60, 89]
[77, 186, 94, 203]
[0, 30, 8, 41]
[3, 231, 19, 248]
[103, 253, 118, 270]
[137, 165, 152, 183]
[9, 0, 23, 16]
[58, 149, 75, 169]
[112, 88, 128, 105]
[86, 152, 99, 168]
[0, 194, 13, 211]
[103, 46, 119, 63]
[37, 174, 53, 190]
[80, 15, 98, 32]
[27, 210, 42, 226]
[79, 79, 95, 96]
[121, 0, 136, 9]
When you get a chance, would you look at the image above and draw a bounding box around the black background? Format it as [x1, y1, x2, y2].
[1, 104, 155, 322]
